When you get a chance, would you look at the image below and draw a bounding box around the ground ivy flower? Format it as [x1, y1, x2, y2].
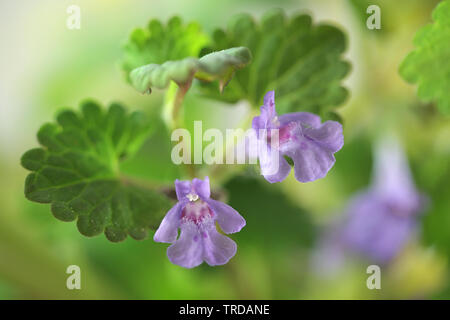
[314, 138, 426, 269]
[154, 176, 246, 268]
[339, 138, 426, 264]
[252, 91, 344, 183]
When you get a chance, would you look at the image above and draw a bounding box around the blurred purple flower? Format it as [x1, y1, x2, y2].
[252, 91, 343, 183]
[340, 138, 426, 264]
[154, 176, 246, 268]
[314, 138, 427, 269]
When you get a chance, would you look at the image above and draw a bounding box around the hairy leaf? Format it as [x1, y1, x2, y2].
[21, 101, 172, 242]
[130, 47, 252, 94]
[121, 16, 210, 80]
[400, 0, 450, 114]
[199, 9, 350, 115]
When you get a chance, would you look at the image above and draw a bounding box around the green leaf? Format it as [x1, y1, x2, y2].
[21, 101, 173, 242]
[400, 0, 450, 115]
[198, 9, 351, 115]
[121, 16, 210, 80]
[129, 47, 252, 94]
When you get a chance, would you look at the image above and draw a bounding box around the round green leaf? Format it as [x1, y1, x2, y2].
[21, 101, 173, 242]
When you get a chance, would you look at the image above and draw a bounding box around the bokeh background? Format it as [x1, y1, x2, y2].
[1, 0, 449, 299]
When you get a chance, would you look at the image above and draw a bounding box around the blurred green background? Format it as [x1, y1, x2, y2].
[1, 0, 449, 299]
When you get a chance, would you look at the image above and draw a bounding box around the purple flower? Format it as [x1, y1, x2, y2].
[154, 176, 246, 268]
[339, 138, 426, 264]
[252, 91, 344, 183]
[314, 138, 426, 268]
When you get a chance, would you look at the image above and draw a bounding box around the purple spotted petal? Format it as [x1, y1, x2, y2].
[192, 176, 211, 199]
[156, 177, 245, 268]
[278, 112, 321, 128]
[175, 179, 192, 201]
[153, 202, 183, 243]
[202, 224, 237, 266]
[251, 91, 344, 184]
[167, 222, 203, 269]
[206, 198, 246, 234]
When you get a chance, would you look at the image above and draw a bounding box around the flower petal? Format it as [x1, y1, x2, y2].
[369, 215, 414, 263]
[202, 225, 237, 266]
[153, 202, 183, 243]
[263, 90, 276, 112]
[206, 198, 246, 234]
[167, 222, 203, 268]
[287, 138, 336, 182]
[252, 115, 265, 131]
[258, 138, 291, 183]
[192, 176, 211, 199]
[253, 91, 278, 130]
[342, 192, 415, 264]
[175, 179, 192, 201]
[303, 120, 344, 153]
[278, 112, 321, 128]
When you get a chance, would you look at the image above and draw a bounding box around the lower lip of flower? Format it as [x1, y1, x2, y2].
[181, 199, 214, 224]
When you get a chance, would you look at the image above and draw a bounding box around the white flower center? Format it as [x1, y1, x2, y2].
[186, 193, 199, 202]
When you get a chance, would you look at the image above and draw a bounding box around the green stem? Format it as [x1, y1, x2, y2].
[163, 81, 192, 130]
[172, 81, 192, 129]
[163, 81, 196, 179]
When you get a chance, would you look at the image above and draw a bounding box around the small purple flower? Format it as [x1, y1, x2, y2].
[314, 138, 426, 269]
[339, 138, 426, 264]
[154, 176, 246, 268]
[252, 91, 344, 183]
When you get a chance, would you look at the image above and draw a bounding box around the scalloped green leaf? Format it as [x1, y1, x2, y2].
[121, 16, 210, 80]
[400, 0, 450, 115]
[199, 9, 351, 115]
[21, 101, 172, 242]
[129, 47, 252, 94]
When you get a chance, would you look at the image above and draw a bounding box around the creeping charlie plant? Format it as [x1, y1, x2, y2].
[21, 9, 350, 268]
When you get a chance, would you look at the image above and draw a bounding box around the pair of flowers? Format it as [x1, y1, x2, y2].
[155, 91, 344, 268]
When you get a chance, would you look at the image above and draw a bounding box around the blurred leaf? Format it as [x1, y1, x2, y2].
[0, 216, 123, 299]
[121, 16, 210, 80]
[130, 47, 252, 94]
[422, 162, 450, 259]
[225, 176, 315, 248]
[21, 101, 172, 242]
[400, 0, 450, 115]
[199, 9, 350, 115]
